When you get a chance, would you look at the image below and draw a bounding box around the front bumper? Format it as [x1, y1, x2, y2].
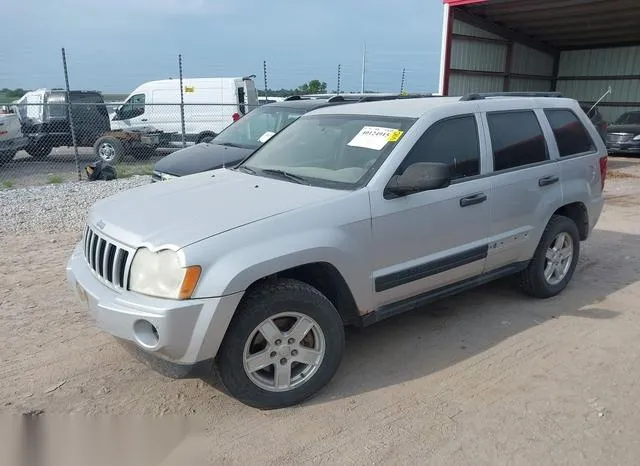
[66, 243, 243, 366]
[606, 141, 640, 154]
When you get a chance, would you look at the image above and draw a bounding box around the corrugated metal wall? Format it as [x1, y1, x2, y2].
[447, 19, 554, 96]
[557, 46, 640, 123]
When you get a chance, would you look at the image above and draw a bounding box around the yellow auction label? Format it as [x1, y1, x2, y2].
[388, 130, 404, 142]
[185, 86, 195, 93]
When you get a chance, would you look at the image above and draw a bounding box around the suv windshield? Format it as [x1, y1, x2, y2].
[214, 105, 307, 149]
[615, 112, 640, 125]
[241, 114, 417, 189]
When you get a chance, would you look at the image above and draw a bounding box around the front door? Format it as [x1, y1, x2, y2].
[370, 114, 492, 308]
[111, 93, 146, 130]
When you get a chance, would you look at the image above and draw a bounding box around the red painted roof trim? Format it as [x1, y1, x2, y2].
[443, 0, 487, 6]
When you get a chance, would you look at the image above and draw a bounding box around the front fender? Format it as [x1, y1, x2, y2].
[186, 225, 374, 313]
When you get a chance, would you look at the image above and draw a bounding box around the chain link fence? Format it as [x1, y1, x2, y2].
[0, 99, 261, 188]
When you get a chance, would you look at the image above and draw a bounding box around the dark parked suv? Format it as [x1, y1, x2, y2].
[16, 89, 111, 159]
[151, 93, 428, 182]
[605, 111, 640, 155]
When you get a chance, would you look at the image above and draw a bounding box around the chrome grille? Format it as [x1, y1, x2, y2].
[83, 226, 133, 289]
[607, 133, 633, 143]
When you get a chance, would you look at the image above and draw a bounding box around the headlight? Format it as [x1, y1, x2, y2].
[129, 248, 201, 300]
[633, 134, 640, 141]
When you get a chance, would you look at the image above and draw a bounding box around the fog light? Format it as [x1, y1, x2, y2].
[133, 319, 160, 349]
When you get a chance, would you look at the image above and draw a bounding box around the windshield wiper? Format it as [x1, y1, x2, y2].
[259, 169, 310, 185]
[216, 142, 243, 148]
[235, 165, 256, 174]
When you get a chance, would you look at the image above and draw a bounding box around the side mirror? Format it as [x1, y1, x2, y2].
[385, 162, 451, 197]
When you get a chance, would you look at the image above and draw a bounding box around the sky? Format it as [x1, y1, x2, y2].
[1, 0, 445, 95]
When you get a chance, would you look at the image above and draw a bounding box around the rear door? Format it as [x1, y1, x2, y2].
[482, 107, 562, 272]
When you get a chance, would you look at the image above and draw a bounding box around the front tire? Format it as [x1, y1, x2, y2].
[216, 279, 345, 409]
[520, 215, 580, 298]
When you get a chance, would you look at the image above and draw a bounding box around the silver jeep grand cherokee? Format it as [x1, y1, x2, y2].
[67, 92, 607, 409]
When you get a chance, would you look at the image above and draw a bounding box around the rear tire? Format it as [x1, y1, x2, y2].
[520, 215, 580, 299]
[25, 143, 52, 159]
[94, 136, 125, 164]
[216, 279, 345, 409]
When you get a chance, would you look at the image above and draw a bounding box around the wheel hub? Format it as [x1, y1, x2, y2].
[544, 232, 574, 286]
[243, 312, 326, 392]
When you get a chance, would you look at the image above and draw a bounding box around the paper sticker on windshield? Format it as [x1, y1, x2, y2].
[348, 126, 397, 151]
[388, 130, 404, 142]
[259, 131, 276, 143]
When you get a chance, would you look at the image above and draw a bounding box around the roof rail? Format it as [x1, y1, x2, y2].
[358, 93, 433, 103]
[460, 92, 564, 101]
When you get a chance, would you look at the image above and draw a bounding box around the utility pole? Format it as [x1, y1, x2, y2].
[263, 60, 268, 101]
[337, 64, 342, 95]
[360, 43, 367, 94]
[400, 67, 406, 94]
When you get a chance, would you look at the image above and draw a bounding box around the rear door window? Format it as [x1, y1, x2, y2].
[487, 111, 548, 172]
[544, 109, 595, 157]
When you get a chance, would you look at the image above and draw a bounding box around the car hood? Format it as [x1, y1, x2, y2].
[88, 168, 347, 249]
[606, 124, 640, 134]
[154, 142, 254, 177]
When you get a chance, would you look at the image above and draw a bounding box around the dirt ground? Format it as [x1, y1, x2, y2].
[2, 157, 640, 465]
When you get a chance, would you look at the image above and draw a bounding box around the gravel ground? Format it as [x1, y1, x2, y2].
[0, 175, 150, 236]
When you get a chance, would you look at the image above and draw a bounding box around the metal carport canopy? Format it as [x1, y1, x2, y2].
[439, 0, 640, 121]
[443, 0, 640, 50]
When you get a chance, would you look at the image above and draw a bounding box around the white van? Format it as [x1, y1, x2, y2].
[110, 76, 258, 144]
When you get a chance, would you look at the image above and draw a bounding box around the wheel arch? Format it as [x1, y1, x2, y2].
[241, 262, 363, 327]
[552, 202, 589, 241]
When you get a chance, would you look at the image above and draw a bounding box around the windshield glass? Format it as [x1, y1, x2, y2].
[213, 105, 306, 149]
[615, 112, 640, 125]
[241, 114, 417, 189]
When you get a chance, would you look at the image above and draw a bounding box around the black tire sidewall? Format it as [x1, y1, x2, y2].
[26, 143, 52, 159]
[530, 216, 580, 297]
[94, 136, 124, 163]
[216, 279, 345, 409]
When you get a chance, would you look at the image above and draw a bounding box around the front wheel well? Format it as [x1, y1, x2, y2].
[243, 263, 362, 327]
[552, 202, 589, 240]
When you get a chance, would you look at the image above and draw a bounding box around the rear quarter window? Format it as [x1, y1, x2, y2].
[544, 109, 595, 157]
[487, 110, 548, 172]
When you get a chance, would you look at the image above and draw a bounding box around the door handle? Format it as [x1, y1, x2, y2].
[460, 193, 487, 207]
[141, 118, 148, 122]
[539, 175, 559, 187]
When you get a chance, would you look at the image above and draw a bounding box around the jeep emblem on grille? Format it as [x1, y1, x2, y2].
[96, 220, 106, 230]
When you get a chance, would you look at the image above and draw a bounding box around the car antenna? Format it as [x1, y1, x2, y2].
[588, 86, 611, 116]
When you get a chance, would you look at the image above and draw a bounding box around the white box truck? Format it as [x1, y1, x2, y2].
[94, 76, 258, 163]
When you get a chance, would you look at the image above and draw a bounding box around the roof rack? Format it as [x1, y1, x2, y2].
[460, 92, 564, 101]
[325, 93, 433, 103]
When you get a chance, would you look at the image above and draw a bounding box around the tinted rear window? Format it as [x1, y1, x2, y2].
[487, 111, 548, 171]
[545, 109, 595, 157]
